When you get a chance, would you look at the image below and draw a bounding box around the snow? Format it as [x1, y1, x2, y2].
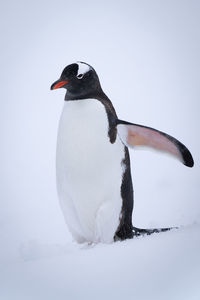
[1, 224, 200, 300]
[1, 0, 200, 299]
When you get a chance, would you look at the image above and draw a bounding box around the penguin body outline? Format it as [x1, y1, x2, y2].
[51, 62, 194, 243]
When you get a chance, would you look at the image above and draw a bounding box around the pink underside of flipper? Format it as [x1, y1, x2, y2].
[117, 124, 182, 162]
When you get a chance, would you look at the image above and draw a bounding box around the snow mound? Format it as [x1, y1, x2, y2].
[1, 224, 200, 300]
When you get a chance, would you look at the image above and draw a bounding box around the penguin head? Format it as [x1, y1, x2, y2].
[51, 62, 102, 100]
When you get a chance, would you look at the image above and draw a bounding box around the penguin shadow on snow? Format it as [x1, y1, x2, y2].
[50, 61, 194, 245]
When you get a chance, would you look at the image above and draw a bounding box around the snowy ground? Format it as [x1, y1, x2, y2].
[1, 224, 200, 300]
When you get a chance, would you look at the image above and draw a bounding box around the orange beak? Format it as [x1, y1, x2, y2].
[51, 80, 69, 90]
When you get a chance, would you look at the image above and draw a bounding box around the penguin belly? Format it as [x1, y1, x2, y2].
[56, 99, 125, 243]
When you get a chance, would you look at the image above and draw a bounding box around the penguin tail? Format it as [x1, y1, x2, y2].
[114, 225, 177, 241]
[132, 226, 178, 237]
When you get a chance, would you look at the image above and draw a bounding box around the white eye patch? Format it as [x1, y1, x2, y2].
[76, 62, 90, 77]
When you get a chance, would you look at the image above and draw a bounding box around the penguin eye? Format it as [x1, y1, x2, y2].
[77, 74, 84, 79]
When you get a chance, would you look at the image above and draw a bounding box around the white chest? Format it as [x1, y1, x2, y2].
[56, 99, 125, 243]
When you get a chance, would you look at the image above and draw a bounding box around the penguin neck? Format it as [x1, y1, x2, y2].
[64, 89, 117, 119]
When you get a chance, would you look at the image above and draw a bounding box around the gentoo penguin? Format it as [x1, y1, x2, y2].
[51, 62, 194, 243]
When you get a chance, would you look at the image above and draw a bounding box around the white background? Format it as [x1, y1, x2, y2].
[0, 1, 200, 299]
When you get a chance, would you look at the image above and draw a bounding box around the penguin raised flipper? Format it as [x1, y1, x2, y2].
[51, 62, 194, 243]
[117, 120, 194, 167]
[115, 119, 193, 240]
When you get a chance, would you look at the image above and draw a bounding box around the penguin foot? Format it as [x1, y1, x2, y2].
[114, 223, 134, 241]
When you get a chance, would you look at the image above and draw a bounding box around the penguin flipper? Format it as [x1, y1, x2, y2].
[116, 119, 194, 167]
